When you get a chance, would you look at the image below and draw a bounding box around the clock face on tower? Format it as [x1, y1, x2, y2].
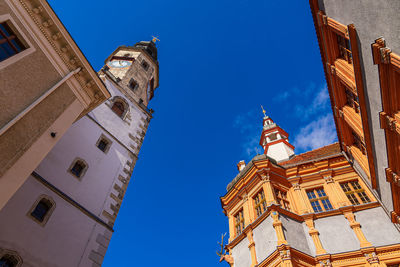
[108, 60, 132, 68]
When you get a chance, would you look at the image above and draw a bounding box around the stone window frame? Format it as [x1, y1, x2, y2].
[0, 14, 35, 70]
[128, 78, 139, 91]
[95, 134, 112, 154]
[141, 60, 149, 71]
[26, 194, 56, 227]
[68, 157, 89, 180]
[0, 248, 22, 267]
[108, 96, 130, 121]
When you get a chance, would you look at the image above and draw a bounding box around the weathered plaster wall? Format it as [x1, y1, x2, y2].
[314, 214, 359, 253]
[0, 176, 108, 267]
[301, 222, 317, 257]
[253, 216, 277, 263]
[231, 237, 251, 267]
[318, 0, 400, 211]
[0, 84, 76, 177]
[280, 215, 312, 255]
[356, 207, 400, 246]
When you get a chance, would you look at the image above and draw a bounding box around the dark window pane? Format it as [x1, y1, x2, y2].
[0, 23, 11, 37]
[0, 46, 9, 61]
[97, 140, 108, 152]
[71, 162, 84, 177]
[0, 255, 18, 267]
[31, 200, 50, 222]
[1, 42, 15, 56]
[10, 39, 22, 52]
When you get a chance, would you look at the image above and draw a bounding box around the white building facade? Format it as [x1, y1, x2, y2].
[0, 41, 159, 267]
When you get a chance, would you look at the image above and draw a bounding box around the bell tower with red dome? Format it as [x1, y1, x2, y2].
[259, 109, 294, 162]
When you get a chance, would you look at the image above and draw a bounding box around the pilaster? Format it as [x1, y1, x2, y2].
[342, 209, 372, 248]
[228, 213, 235, 242]
[245, 229, 258, 267]
[293, 182, 312, 214]
[257, 169, 276, 205]
[278, 245, 293, 267]
[271, 210, 287, 246]
[322, 175, 348, 208]
[304, 215, 327, 255]
[242, 193, 251, 227]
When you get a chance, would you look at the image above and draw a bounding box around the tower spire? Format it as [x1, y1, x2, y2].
[261, 105, 267, 118]
[259, 115, 294, 162]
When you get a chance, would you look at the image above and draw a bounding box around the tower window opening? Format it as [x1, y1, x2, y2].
[97, 139, 108, 152]
[269, 133, 278, 142]
[30, 199, 52, 222]
[234, 209, 245, 236]
[96, 135, 112, 153]
[128, 79, 138, 91]
[69, 159, 87, 178]
[141, 60, 149, 71]
[0, 254, 19, 267]
[306, 188, 333, 213]
[254, 190, 267, 217]
[340, 180, 371, 205]
[0, 21, 26, 62]
[111, 101, 125, 118]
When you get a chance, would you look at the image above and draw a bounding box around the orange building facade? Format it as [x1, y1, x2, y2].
[220, 116, 400, 267]
[309, 0, 400, 225]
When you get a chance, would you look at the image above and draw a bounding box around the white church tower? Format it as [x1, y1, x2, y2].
[259, 115, 295, 162]
[0, 41, 159, 266]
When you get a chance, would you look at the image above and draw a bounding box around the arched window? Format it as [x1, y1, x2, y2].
[27, 195, 56, 226]
[0, 254, 19, 267]
[31, 199, 52, 222]
[69, 158, 88, 179]
[111, 101, 125, 118]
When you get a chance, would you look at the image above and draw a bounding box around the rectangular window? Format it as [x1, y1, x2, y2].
[340, 180, 371, 205]
[0, 22, 26, 62]
[129, 78, 138, 91]
[352, 132, 367, 155]
[234, 210, 245, 236]
[345, 87, 360, 114]
[141, 60, 149, 70]
[336, 34, 352, 64]
[307, 188, 333, 213]
[254, 190, 267, 217]
[274, 188, 291, 211]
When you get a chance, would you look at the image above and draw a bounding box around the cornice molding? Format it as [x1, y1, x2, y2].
[13, 0, 110, 116]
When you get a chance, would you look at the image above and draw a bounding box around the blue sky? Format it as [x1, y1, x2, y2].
[48, 0, 337, 266]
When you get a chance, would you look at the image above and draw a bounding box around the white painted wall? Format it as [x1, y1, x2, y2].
[0, 176, 107, 267]
[35, 116, 130, 218]
[266, 142, 294, 162]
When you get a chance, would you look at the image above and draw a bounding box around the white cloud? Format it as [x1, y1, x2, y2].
[294, 86, 330, 119]
[293, 113, 337, 152]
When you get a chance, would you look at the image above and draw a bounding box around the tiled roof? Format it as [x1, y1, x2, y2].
[280, 142, 341, 167]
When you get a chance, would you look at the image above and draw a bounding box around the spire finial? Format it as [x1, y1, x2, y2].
[152, 36, 160, 43]
[261, 105, 266, 117]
